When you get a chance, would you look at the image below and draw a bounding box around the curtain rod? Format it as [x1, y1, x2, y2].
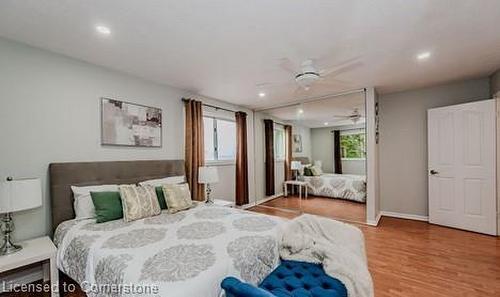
[182, 98, 238, 113]
[254, 88, 366, 112]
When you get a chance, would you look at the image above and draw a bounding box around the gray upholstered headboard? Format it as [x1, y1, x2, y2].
[49, 160, 184, 231]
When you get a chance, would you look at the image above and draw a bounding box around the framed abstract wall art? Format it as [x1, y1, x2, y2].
[101, 98, 162, 147]
[293, 134, 303, 153]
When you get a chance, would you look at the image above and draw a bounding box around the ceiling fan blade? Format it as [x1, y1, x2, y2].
[279, 58, 299, 75]
[319, 55, 362, 75]
[255, 80, 296, 92]
[320, 61, 363, 78]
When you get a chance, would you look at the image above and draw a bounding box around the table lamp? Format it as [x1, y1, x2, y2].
[0, 177, 42, 255]
[198, 167, 219, 204]
[291, 161, 302, 180]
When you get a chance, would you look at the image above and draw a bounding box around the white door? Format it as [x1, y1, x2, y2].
[428, 99, 497, 235]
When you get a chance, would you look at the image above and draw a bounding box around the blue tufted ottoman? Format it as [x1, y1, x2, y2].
[221, 260, 347, 297]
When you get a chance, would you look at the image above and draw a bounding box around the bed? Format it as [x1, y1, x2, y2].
[49, 160, 284, 297]
[302, 174, 366, 203]
[293, 157, 366, 203]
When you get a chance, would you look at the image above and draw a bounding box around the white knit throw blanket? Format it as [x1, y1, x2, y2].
[279, 214, 374, 297]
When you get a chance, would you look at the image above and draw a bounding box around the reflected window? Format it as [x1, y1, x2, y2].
[274, 127, 285, 161]
[340, 131, 366, 160]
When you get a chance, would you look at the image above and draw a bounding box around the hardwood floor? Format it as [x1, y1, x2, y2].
[250, 206, 500, 297]
[3, 207, 499, 297]
[258, 195, 366, 223]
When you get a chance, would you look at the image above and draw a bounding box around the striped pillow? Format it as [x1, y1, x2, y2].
[119, 185, 161, 222]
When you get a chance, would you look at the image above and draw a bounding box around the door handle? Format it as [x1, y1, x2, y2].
[429, 169, 439, 175]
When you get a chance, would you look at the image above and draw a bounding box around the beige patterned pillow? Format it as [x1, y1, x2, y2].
[310, 165, 323, 176]
[119, 185, 161, 222]
[162, 183, 194, 213]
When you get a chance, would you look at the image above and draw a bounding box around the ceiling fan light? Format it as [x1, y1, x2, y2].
[295, 72, 319, 89]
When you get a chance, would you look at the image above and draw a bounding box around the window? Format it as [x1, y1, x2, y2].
[340, 132, 366, 160]
[203, 116, 236, 162]
[274, 127, 285, 161]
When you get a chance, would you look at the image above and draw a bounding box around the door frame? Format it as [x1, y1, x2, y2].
[496, 96, 500, 235]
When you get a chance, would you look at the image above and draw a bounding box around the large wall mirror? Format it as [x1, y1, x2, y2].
[252, 91, 368, 223]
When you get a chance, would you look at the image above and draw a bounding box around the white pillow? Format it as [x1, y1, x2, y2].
[138, 176, 185, 187]
[71, 184, 118, 220]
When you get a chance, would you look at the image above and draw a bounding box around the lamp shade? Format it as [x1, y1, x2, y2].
[0, 178, 42, 214]
[291, 161, 302, 170]
[198, 167, 219, 184]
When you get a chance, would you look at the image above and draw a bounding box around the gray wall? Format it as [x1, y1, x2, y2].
[342, 159, 366, 175]
[379, 78, 491, 217]
[0, 37, 187, 241]
[491, 69, 500, 96]
[311, 127, 334, 173]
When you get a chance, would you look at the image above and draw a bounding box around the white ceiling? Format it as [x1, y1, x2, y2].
[1, 0, 499, 109]
[264, 92, 365, 128]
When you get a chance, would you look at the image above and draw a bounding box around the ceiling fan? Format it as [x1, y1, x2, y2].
[265, 57, 361, 93]
[331, 108, 364, 124]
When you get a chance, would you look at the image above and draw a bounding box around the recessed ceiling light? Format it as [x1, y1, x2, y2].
[298, 108, 304, 114]
[258, 92, 266, 98]
[96, 25, 111, 35]
[324, 122, 329, 126]
[417, 51, 431, 60]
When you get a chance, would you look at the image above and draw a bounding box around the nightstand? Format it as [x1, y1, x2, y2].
[213, 199, 235, 207]
[283, 180, 308, 199]
[0, 236, 59, 297]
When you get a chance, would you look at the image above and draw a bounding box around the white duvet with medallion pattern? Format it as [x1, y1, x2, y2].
[303, 174, 367, 203]
[54, 204, 284, 297]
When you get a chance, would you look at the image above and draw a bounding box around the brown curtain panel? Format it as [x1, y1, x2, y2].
[184, 99, 205, 201]
[235, 112, 249, 206]
[333, 130, 343, 174]
[284, 125, 293, 181]
[264, 119, 275, 196]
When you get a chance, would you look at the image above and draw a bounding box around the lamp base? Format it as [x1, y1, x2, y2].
[1, 213, 22, 256]
[205, 184, 214, 204]
[0, 240, 22, 256]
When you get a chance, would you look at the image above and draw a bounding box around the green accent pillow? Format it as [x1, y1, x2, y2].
[304, 166, 314, 176]
[155, 186, 168, 210]
[90, 191, 123, 223]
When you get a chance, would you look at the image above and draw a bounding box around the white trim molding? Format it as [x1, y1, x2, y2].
[380, 211, 429, 222]
[366, 212, 382, 226]
[241, 193, 284, 210]
[254, 193, 284, 205]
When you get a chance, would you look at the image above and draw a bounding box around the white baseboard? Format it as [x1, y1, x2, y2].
[366, 212, 382, 226]
[255, 193, 284, 205]
[240, 193, 284, 210]
[380, 211, 429, 222]
[0, 266, 43, 293]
